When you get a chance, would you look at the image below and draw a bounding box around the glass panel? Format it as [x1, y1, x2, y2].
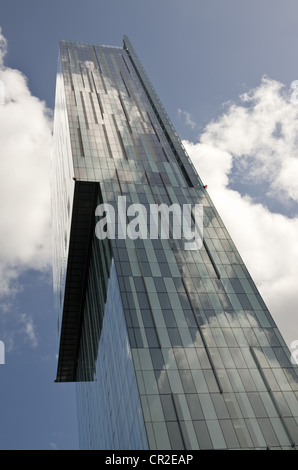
[166, 421, 184, 449]
[206, 420, 227, 449]
[186, 394, 204, 420]
[193, 420, 213, 449]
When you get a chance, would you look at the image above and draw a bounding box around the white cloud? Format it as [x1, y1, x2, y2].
[184, 76, 298, 348]
[21, 313, 38, 348]
[0, 28, 53, 299]
[197, 76, 298, 203]
[178, 108, 197, 129]
[2, 310, 39, 352]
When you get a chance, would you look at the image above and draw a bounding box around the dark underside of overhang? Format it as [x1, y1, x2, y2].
[55, 181, 99, 382]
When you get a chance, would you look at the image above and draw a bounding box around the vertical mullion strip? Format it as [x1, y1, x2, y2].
[118, 94, 129, 121]
[96, 93, 104, 119]
[171, 394, 187, 449]
[98, 49, 110, 78]
[67, 46, 73, 68]
[159, 173, 175, 205]
[124, 80, 146, 122]
[68, 66, 74, 91]
[162, 147, 170, 163]
[115, 169, 123, 194]
[131, 92, 146, 121]
[102, 124, 113, 159]
[91, 71, 104, 119]
[77, 127, 85, 157]
[86, 69, 93, 92]
[140, 122, 158, 162]
[130, 132, 141, 160]
[118, 94, 132, 133]
[79, 64, 85, 88]
[98, 70, 108, 95]
[92, 46, 102, 71]
[120, 71, 131, 97]
[112, 115, 128, 160]
[71, 45, 78, 68]
[89, 93, 98, 124]
[119, 69, 131, 97]
[147, 112, 160, 142]
[80, 91, 89, 129]
[114, 54, 131, 97]
[92, 47, 108, 94]
[202, 239, 221, 280]
[117, 130, 128, 160]
[90, 46, 98, 69]
[188, 206, 221, 280]
[181, 277, 223, 394]
[122, 54, 131, 74]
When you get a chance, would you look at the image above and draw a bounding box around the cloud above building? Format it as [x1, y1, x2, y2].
[184, 76, 298, 347]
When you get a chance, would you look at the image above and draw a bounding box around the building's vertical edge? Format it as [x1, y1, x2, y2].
[51, 41, 76, 345]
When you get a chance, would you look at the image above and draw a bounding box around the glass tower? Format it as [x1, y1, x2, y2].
[52, 36, 298, 450]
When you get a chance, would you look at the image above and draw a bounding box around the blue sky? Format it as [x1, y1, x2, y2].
[0, 0, 298, 450]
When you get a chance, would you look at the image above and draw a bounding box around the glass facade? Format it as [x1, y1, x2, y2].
[52, 36, 298, 449]
[76, 259, 148, 449]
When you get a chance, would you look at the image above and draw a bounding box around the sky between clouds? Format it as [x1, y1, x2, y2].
[0, 28, 297, 352]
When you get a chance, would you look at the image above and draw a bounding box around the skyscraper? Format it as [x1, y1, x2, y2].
[52, 36, 298, 450]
